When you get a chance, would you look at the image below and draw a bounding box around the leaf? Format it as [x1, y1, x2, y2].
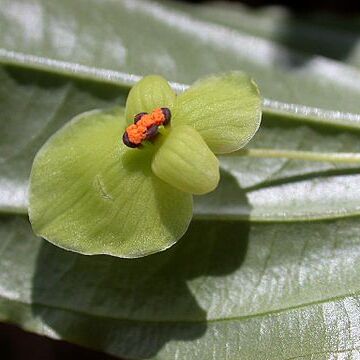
[196, 171, 360, 221]
[1, 215, 360, 359]
[1, 0, 360, 358]
[2, 0, 360, 113]
[29, 108, 192, 258]
[0, 64, 128, 214]
[173, 72, 262, 154]
[152, 125, 219, 194]
[1, 67, 360, 221]
[179, 1, 360, 68]
[220, 116, 360, 189]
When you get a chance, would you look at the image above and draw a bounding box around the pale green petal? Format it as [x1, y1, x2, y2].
[125, 75, 176, 124]
[29, 108, 192, 258]
[152, 125, 220, 195]
[173, 72, 262, 154]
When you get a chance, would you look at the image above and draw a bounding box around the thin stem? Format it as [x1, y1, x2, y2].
[230, 148, 360, 164]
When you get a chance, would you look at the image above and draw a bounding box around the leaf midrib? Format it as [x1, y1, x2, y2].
[1, 48, 360, 131]
[0, 290, 358, 325]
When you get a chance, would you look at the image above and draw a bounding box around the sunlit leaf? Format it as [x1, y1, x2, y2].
[1, 215, 360, 359]
[1, 0, 360, 358]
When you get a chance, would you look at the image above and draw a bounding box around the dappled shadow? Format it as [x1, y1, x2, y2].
[272, 12, 360, 68]
[121, 147, 153, 174]
[194, 170, 252, 220]
[188, 1, 360, 69]
[31, 182, 251, 358]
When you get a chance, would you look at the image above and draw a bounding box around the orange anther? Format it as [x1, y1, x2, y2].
[126, 124, 146, 144]
[138, 114, 154, 128]
[123, 108, 171, 148]
[151, 108, 166, 125]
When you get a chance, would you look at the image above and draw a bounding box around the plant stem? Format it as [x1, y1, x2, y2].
[230, 148, 360, 164]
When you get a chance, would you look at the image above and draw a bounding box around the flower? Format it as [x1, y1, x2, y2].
[29, 73, 261, 258]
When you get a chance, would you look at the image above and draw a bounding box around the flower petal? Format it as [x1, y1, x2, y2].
[173, 72, 262, 154]
[125, 75, 176, 124]
[29, 108, 192, 258]
[152, 125, 220, 195]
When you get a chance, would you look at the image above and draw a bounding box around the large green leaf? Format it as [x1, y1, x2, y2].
[1, 66, 360, 221]
[1, 0, 360, 113]
[176, 1, 360, 68]
[1, 215, 360, 359]
[1, 0, 360, 359]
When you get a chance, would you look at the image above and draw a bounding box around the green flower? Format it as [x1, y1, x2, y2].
[29, 72, 261, 258]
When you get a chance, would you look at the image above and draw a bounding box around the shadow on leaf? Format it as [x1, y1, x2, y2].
[31, 186, 250, 358]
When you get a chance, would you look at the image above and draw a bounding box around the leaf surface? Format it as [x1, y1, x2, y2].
[1, 0, 360, 112]
[1, 0, 360, 358]
[2, 65, 359, 222]
[178, 1, 360, 68]
[1, 215, 360, 359]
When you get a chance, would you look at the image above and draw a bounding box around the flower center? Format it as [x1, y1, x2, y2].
[123, 108, 171, 148]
